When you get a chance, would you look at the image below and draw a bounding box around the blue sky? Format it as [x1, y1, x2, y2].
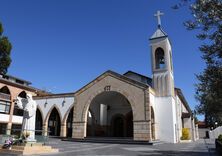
[0, 0, 205, 119]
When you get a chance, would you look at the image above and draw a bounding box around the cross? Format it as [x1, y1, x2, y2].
[154, 10, 164, 27]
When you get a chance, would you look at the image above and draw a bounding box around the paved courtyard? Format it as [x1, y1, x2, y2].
[1, 138, 218, 156]
[46, 138, 217, 156]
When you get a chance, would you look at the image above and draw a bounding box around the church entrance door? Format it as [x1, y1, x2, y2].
[112, 115, 124, 137]
[35, 108, 43, 135]
[48, 108, 61, 136]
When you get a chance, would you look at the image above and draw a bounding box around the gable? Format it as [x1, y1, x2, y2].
[74, 70, 149, 96]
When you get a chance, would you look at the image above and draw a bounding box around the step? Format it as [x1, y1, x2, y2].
[0, 145, 59, 155]
[62, 138, 155, 145]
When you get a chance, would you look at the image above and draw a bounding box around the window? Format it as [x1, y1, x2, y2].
[0, 100, 11, 114]
[155, 48, 165, 69]
[13, 91, 26, 116]
[0, 86, 11, 114]
[0, 123, 7, 134]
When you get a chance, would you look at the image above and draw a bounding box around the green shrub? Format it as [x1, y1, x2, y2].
[181, 128, 191, 140]
[218, 134, 222, 142]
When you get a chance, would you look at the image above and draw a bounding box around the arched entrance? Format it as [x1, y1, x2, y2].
[48, 107, 61, 136]
[66, 107, 73, 137]
[86, 91, 133, 138]
[35, 108, 43, 135]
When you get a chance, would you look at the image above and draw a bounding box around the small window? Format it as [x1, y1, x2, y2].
[0, 100, 11, 114]
[155, 48, 165, 69]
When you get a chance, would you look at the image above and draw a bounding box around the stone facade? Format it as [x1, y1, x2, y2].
[73, 71, 152, 141]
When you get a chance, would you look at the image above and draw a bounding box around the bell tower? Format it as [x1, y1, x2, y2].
[150, 11, 174, 97]
[149, 11, 177, 143]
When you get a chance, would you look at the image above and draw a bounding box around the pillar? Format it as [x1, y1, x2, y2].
[6, 123, 12, 135]
[60, 124, 67, 137]
[133, 120, 151, 141]
[43, 124, 48, 136]
[72, 121, 86, 138]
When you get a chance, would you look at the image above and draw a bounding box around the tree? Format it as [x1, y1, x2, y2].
[174, 0, 222, 126]
[0, 22, 12, 75]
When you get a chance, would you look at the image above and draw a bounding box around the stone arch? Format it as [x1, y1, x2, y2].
[72, 76, 151, 141]
[45, 105, 62, 136]
[17, 91, 27, 98]
[0, 86, 11, 116]
[0, 86, 11, 95]
[62, 104, 74, 124]
[44, 104, 62, 125]
[61, 104, 74, 137]
[81, 87, 136, 123]
[78, 88, 135, 138]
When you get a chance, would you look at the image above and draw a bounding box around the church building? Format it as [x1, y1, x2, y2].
[0, 11, 198, 143]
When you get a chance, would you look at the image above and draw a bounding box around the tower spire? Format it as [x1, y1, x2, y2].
[154, 10, 164, 28]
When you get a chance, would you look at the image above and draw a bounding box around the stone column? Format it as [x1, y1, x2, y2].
[60, 124, 67, 137]
[72, 121, 86, 138]
[6, 123, 12, 135]
[133, 120, 151, 141]
[43, 124, 48, 136]
[7, 94, 16, 135]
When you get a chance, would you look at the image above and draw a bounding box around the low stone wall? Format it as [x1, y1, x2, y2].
[209, 126, 222, 139]
[198, 128, 209, 139]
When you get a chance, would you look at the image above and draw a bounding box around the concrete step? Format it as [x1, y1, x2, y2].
[62, 137, 157, 145]
[0, 145, 59, 155]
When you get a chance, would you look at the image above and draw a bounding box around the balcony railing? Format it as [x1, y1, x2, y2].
[0, 93, 11, 101]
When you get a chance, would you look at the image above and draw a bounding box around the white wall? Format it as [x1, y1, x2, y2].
[0, 114, 10, 123]
[35, 96, 74, 123]
[155, 96, 177, 143]
[12, 116, 23, 124]
[209, 126, 222, 139]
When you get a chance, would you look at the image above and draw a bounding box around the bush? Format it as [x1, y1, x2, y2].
[218, 134, 222, 142]
[181, 128, 190, 140]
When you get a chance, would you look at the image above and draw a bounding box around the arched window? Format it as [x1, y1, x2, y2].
[0, 86, 11, 114]
[155, 48, 165, 69]
[13, 91, 27, 116]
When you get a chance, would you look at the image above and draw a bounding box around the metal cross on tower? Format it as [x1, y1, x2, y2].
[154, 10, 164, 27]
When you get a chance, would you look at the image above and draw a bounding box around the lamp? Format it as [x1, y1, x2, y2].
[44, 98, 48, 108]
[62, 97, 66, 107]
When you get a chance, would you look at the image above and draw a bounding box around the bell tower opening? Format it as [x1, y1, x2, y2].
[155, 48, 165, 69]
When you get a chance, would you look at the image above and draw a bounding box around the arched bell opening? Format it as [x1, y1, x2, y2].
[155, 47, 165, 69]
